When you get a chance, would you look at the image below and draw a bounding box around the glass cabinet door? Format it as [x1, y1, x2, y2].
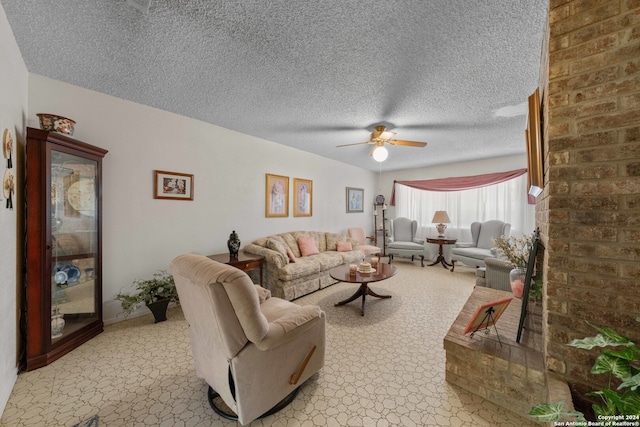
[49, 149, 99, 343]
[26, 127, 106, 371]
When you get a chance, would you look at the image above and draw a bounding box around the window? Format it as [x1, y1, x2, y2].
[394, 172, 535, 241]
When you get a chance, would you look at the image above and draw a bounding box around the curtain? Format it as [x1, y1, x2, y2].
[390, 168, 528, 204]
[393, 170, 535, 243]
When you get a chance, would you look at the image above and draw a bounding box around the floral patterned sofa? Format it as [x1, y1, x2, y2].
[243, 231, 365, 300]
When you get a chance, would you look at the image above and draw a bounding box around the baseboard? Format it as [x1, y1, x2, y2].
[0, 366, 18, 419]
[103, 299, 178, 325]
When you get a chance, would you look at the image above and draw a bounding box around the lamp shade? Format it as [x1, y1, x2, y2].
[372, 146, 388, 162]
[431, 210, 450, 224]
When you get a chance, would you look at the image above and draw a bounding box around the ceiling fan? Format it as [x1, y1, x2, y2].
[336, 125, 427, 161]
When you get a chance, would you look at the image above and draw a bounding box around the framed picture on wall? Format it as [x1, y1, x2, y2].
[153, 170, 194, 200]
[266, 173, 289, 217]
[346, 187, 364, 213]
[293, 178, 312, 217]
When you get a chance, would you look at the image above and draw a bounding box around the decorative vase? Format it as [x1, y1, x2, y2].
[436, 223, 447, 236]
[51, 308, 65, 339]
[227, 230, 241, 257]
[509, 268, 526, 298]
[146, 299, 171, 323]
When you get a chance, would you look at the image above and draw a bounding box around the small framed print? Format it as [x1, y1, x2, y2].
[154, 170, 194, 200]
[266, 173, 289, 217]
[346, 187, 364, 213]
[293, 178, 312, 217]
[462, 297, 513, 335]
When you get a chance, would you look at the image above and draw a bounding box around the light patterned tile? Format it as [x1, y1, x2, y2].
[0, 261, 537, 427]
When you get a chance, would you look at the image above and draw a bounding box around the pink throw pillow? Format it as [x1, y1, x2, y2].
[286, 247, 297, 263]
[337, 240, 353, 252]
[297, 236, 320, 256]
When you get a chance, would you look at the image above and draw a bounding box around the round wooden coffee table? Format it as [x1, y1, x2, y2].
[329, 263, 398, 316]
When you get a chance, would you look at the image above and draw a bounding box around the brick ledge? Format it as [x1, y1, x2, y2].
[444, 286, 546, 418]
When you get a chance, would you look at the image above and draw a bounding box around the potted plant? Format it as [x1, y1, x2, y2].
[115, 270, 178, 323]
[493, 233, 533, 298]
[529, 317, 640, 423]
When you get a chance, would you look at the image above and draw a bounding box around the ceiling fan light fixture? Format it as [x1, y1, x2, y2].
[372, 145, 388, 162]
[378, 131, 395, 141]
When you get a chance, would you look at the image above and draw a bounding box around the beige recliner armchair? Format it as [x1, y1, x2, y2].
[171, 254, 325, 425]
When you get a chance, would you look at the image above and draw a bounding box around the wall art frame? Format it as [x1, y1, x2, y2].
[266, 173, 289, 217]
[293, 177, 312, 217]
[463, 296, 513, 336]
[153, 170, 194, 200]
[3, 128, 13, 169]
[346, 187, 364, 213]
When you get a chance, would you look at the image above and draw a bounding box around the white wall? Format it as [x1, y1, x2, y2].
[25, 73, 529, 324]
[27, 74, 378, 323]
[1, 2, 534, 414]
[0, 4, 28, 416]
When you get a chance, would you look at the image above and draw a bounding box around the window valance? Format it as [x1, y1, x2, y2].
[390, 168, 528, 206]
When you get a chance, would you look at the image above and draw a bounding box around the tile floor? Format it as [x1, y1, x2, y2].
[1, 260, 538, 426]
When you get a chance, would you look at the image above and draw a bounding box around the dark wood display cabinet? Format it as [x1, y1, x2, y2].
[24, 127, 108, 371]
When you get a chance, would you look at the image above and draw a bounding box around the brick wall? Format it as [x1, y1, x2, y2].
[444, 287, 547, 418]
[542, 0, 640, 399]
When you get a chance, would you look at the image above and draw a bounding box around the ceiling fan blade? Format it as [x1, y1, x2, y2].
[371, 126, 385, 140]
[389, 140, 427, 147]
[336, 142, 371, 148]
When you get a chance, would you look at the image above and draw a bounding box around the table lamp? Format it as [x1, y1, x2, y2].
[432, 211, 451, 237]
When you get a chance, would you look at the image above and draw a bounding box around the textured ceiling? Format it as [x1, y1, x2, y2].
[2, 0, 548, 172]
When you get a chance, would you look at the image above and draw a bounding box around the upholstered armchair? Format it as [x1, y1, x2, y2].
[171, 254, 326, 425]
[475, 257, 513, 291]
[450, 220, 510, 271]
[348, 227, 381, 256]
[386, 217, 427, 266]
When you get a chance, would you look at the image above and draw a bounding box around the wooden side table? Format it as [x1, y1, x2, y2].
[329, 263, 398, 316]
[426, 237, 457, 269]
[207, 251, 264, 286]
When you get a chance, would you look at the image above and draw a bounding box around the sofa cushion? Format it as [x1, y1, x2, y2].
[278, 257, 322, 281]
[308, 252, 344, 270]
[326, 232, 346, 251]
[337, 240, 352, 252]
[477, 221, 506, 249]
[312, 231, 327, 252]
[286, 247, 297, 263]
[298, 236, 320, 256]
[266, 238, 289, 264]
[387, 241, 423, 250]
[338, 249, 365, 264]
[291, 231, 322, 251]
[280, 233, 301, 258]
[452, 247, 493, 260]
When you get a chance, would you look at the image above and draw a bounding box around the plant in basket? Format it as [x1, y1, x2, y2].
[115, 270, 178, 323]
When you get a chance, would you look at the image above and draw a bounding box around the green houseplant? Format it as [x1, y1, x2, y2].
[529, 318, 640, 423]
[115, 270, 178, 323]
